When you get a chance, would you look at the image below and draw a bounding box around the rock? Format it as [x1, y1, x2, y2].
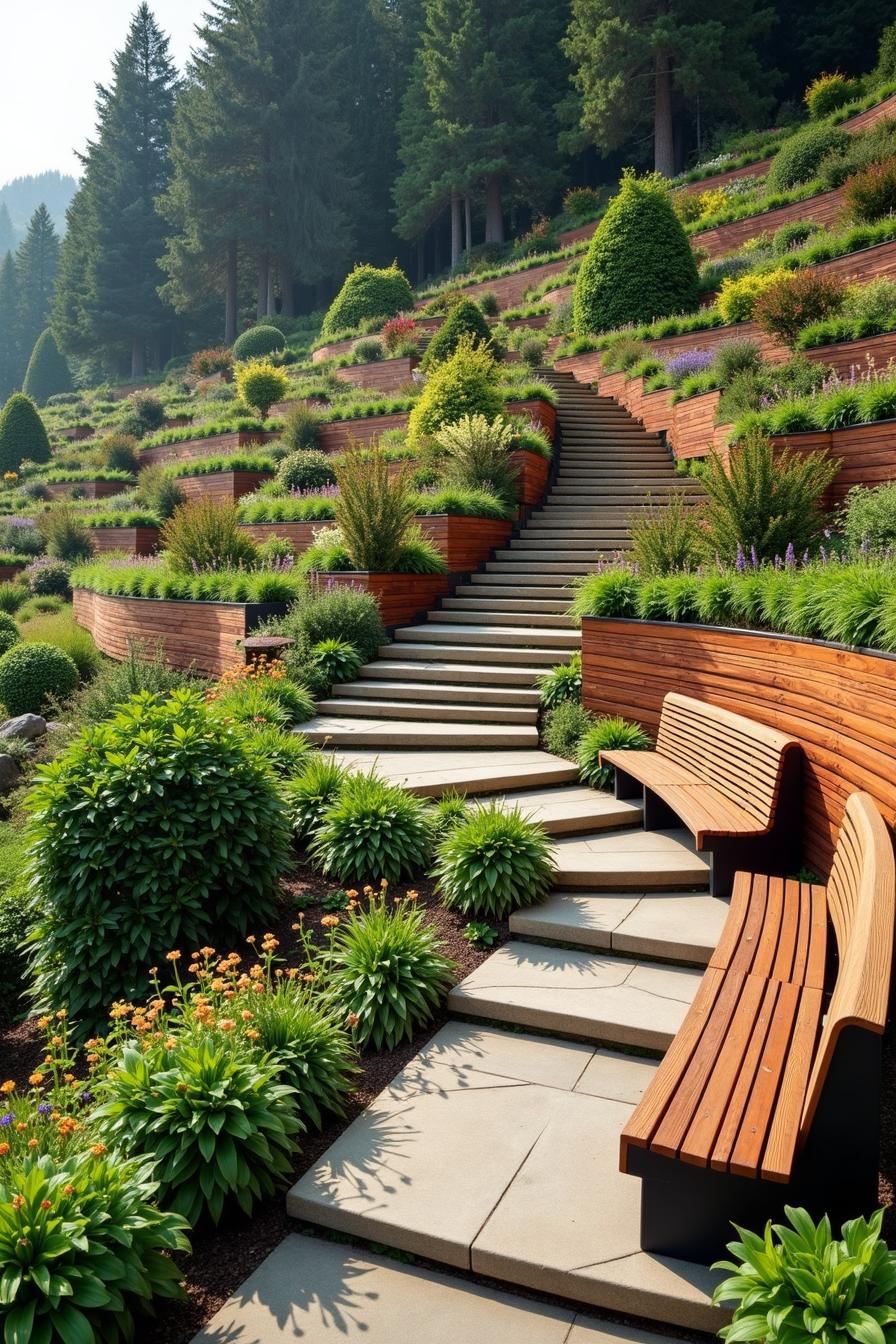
[0, 755, 20, 792]
[0, 713, 46, 742]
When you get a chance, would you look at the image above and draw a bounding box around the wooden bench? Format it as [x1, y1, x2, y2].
[619, 792, 895, 1261]
[601, 692, 802, 895]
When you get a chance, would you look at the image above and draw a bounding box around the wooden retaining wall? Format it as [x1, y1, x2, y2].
[89, 526, 161, 556]
[175, 470, 274, 504]
[240, 514, 513, 572]
[334, 355, 419, 394]
[692, 187, 846, 259]
[45, 480, 127, 501]
[309, 571, 450, 627]
[138, 429, 279, 469]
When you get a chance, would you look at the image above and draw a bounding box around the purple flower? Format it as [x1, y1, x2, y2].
[785, 542, 796, 568]
[665, 349, 715, 383]
[735, 543, 746, 572]
[750, 545, 759, 568]
[820, 545, 828, 563]
[37, 1103, 52, 1116]
[79, 1092, 92, 1105]
[0, 1113, 11, 1127]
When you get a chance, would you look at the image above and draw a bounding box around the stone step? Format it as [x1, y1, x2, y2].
[492, 550, 606, 565]
[444, 596, 570, 613]
[395, 623, 581, 649]
[487, 559, 596, 573]
[334, 676, 541, 705]
[379, 640, 571, 666]
[470, 572, 576, 588]
[428, 608, 573, 630]
[552, 826, 709, 890]
[509, 536, 621, 550]
[363, 655, 559, 682]
[317, 697, 539, 724]
[329, 747, 580, 796]
[493, 784, 641, 836]
[510, 889, 729, 962]
[301, 715, 540, 749]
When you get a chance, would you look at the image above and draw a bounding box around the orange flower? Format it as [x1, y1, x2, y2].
[321, 915, 340, 928]
[219, 1019, 235, 1032]
[240, 1010, 253, 1021]
[345, 1012, 360, 1029]
[63, 1185, 74, 1196]
[27, 1139, 38, 1149]
[11, 1195, 24, 1209]
[90, 1144, 106, 1157]
[0, 1081, 14, 1095]
[166, 950, 181, 962]
[40, 1200, 52, 1210]
[0, 1143, 9, 1156]
[28, 1073, 44, 1087]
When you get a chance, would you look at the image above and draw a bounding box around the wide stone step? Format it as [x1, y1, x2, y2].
[428, 608, 574, 629]
[380, 640, 571, 666]
[317, 697, 539, 724]
[509, 536, 619, 550]
[510, 889, 729, 962]
[395, 622, 580, 649]
[444, 595, 570, 613]
[552, 826, 709, 890]
[301, 715, 540, 749]
[287, 1021, 720, 1331]
[487, 559, 596, 573]
[471, 572, 576, 588]
[329, 747, 579, 796]
[493, 784, 641, 836]
[334, 676, 541, 705]
[364, 653, 559, 680]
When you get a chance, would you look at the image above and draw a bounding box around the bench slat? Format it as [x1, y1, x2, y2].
[730, 979, 802, 1178]
[762, 986, 823, 1182]
[710, 977, 781, 1172]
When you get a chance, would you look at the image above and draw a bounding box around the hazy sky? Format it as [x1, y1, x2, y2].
[1, 1, 208, 185]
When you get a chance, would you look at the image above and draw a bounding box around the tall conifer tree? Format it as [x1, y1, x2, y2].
[15, 206, 59, 361]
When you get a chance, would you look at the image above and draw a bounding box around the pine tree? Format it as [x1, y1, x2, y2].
[0, 205, 14, 257]
[22, 330, 73, 406]
[15, 206, 60, 361]
[0, 255, 21, 402]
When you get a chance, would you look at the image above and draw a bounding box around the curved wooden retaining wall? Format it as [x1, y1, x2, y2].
[581, 617, 896, 874]
[240, 514, 514, 571]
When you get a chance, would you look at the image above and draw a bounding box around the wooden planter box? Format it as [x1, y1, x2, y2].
[317, 412, 410, 454]
[45, 479, 126, 500]
[138, 429, 279, 469]
[597, 371, 723, 461]
[175, 470, 274, 504]
[510, 448, 550, 507]
[334, 356, 419, 394]
[0, 563, 25, 583]
[555, 350, 603, 383]
[309, 571, 450, 627]
[242, 513, 513, 573]
[73, 588, 288, 678]
[58, 424, 94, 442]
[693, 187, 846, 259]
[507, 397, 557, 442]
[89, 526, 161, 556]
[769, 419, 896, 506]
[504, 314, 551, 332]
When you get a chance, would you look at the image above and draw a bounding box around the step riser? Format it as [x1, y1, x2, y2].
[395, 627, 580, 649]
[428, 611, 573, 629]
[381, 643, 570, 666]
[334, 679, 541, 705]
[319, 699, 538, 724]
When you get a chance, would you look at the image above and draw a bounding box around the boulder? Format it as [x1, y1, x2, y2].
[0, 713, 47, 742]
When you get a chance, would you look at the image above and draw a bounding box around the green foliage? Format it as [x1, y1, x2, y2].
[241, 722, 309, 778]
[20, 612, 102, 680]
[232, 324, 286, 361]
[26, 689, 292, 1031]
[21, 329, 72, 405]
[286, 753, 350, 841]
[311, 771, 433, 884]
[435, 412, 518, 508]
[0, 823, 30, 1024]
[276, 449, 335, 492]
[717, 268, 791, 324]
[842, 482, 896, 553]
[573, 173, 699, 335]
[310, 636, 363, 685]
[72, 641, 190, 723]
[248, 985, 357, 1129]
[328, 893, 456, 1051]
[578, 717, 651, 789]
[0, 393, 51, 471]
[36, 506, 93, 563]
[351, 336, 384, 363]
[120, 391, 165, 439]
[543, 700, 595, 760]
[0, 1150, 190, 1343]
[420, 300, 494, 372]
[714, 339, 765, 383]
[845, 156, 896, 223]
[95, 1036, 300, 1225]
[773, 220, 824, 253]
[538, 651, 582, 708]
[322, 263, 414, 338]
[570, 568, 640, 622]
[753, 271, 845, 346]
[713, 1206, 896, 1344]
[430, 789, 470, 841]
[629, 494, 705, 575]
[161, 497, 259, 574]
[279, 585, 385, 664]
[635, 573, 702, 621]
[234, 357, 289, 418]
[407, 339, 504, 445]
[0, 641, 78, 716]
[0, 612, 20, 659]
[135, 463, 184, 520]
[280, 402, 321, 453]
[98, 431, 140, 473]
[805, 73, 863, 119]
[70, 558, 303, 603]
[434, 803, 554, 919]
[333, 448, 445, 573]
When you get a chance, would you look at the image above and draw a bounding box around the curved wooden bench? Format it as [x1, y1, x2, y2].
[601, 692, 802, 895]
[620, 792, 895, 1261]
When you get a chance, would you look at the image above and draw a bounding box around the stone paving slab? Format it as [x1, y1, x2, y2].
[190, 1234, 692, 1344]
[493, 785, 642, 836]
[303, 715, 539, 749]
[328, 747, 579, 796]
[447, 941, 702, 1049]
[552, 828, 709, 890]
[511, 891, 728, 963]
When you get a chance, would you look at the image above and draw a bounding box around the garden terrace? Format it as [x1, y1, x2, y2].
[414, 255, 575, 314]
[333, 354, 420, 394]
[242, 514, 514, 573]
[87, 524, 160, 556]
[692, 186, 847, 259]
[171, 465, 275, 504]
[137, 427, 280, 468]
[44, 477, 133, 500]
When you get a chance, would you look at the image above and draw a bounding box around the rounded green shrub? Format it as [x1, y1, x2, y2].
[420, 300, 494, 372]
[573, 171, 699, 335]
[0, 612, 20, 658]
[538, 651, 581, 708]
[249, 985, 358, 1128]
[24, 558, 72, 597]
[234, 357, 289, 417]
[577, 717, 651, 789]
[322, 263, 414, 338]
[26, 689, 292, 1031]
[434, 803, 554, 919]
[804, 72, 863, 120]
[286, 753, 351, 840]
[0, 393, 52, 471]
[0, 641, 78, 716]
[119, 391, 165, 438]
[309, 636, 363, 684]
[328, 893, 456, 1051]
[407, 339, 504, 444]
[99, 431, 140, 473]
[283, 586, 385, 663]
[232, 324, 286, 361]
[543, 700, 595, 760]
[276, 449, 336, 492]
[766, 124, 849, 191]
[310, 771, 433, 884]
[241, 722, 310, 777]
[21, 329, 73, 405]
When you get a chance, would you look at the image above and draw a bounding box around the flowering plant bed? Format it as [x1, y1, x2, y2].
[309, 570, 450, 627]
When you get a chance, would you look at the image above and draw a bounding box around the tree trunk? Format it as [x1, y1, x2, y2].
[416, 235, 425, 285]
[464, 194, 472, 253]
[130, 335, 145, 380]
[484, 175, 504, 244]
[654, 52, 675, 177]
[280, 260, 295, 317]
[224, 239, 238, 344]
[450, 189, 462, 268]
[256, 254, 268, 321]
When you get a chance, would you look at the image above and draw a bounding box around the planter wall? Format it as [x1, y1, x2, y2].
[581, 615, 896, 874]
[309, 570, 450, 627]
[57, 424, 94, 442]
[542, 283, 574, 310]
[680, 157, 772, 196]
[508, 397, 558, 441]
[45, 479, 126, 501]
[510, 448, 551, 507]
[175, 470, 274, 504]
[0, 563, 25, 583]
[334, 355, 419, 394]
[415, 258, 572, 315]
[317, 411, 410, 453]
[597, 371, 725, 459]
[89, 526, 161, 557]
[73, 589, 288, 677]
[138, 429, 279, 469]
[769, 419, 896, 505]
[692, 187, 846, 259]
[242, 514, 512, 572]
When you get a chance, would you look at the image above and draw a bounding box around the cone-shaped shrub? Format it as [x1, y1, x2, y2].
[408, 338, 504, 444]
[22, 329, 73, 405]
[434, 803, 554, 918]
[322, 263, 414, 337]
[420, 299, 494, 371]
[573, 171, 699, 335]
[0, 392, 52, 471]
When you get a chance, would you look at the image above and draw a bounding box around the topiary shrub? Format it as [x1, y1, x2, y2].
[0, 393, 51, 471]
[766, 124, 849, 191]
[232, 324, 286, 361]
[21, 329, 73, 405]
[322, 262, 414, 338]
[578, 717, 651, 789]
[310, 771, 433, 883]
[804, 72, 863, 120]
[27, 689, 292, 1031]
[434, 802, 554, 918]
[276, 449, 336, 492]
[420, 299, 494, 372]
[0, 641, 79, 716]
[573, 170, 699, 335]
[408, 338, 504, 445]
[234, 357, 289, 418]
[844, 156, 896, 223]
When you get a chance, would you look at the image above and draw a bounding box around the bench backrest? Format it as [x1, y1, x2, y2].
[800, 792, 895, 1137]
[655, 692, 798, 828]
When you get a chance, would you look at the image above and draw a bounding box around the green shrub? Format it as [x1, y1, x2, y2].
[714, 338, 765, 382]
[73, 641, 191, 723]
[282, 586, 385, 663]
[564, 185, 601, 219]
[753, 271, 845, 346]
[95, 1037, 300, 1225]
[280, 402, 320, 453]
[0, 612, 20, 659]
[333, 448, 445, 573]
[713, 1206, 896, 1344]
[842, 482, 896, 552]
[0, 641, 78, 716]
[328, 892, 456, 1051]
[311, 771, 433, 884]
[543, 700, 594, 759]
[21, 612, 102, 680]
[286, 753, 350, 840]
[98, 431, 139, 473]
[161, 497, 259, 574]
[213, 670, 315, 727]
[21, 328, 73, 405]
[845, 155, 896, 222]
[352, 336, 384, 363]
[277, 449, 335, 492]
[241, 722, 310, 777]
[0, 393, 52, 471]
[538, 650, 582, 708]
[0, 823, 30, 1024]
[407, 338, 504, 445]
[573, 171, 699, 335]
[570, 568, 640, 621]
[310, 636, 363, 684]
[636, 573, 701, 621]
[248, 984, 357, 1128]
[629, 494, 705, 575]
[0, 584, 28, 615]
[322, 263, 414, 338]
[435, 412, 518, 508]
[232, 324, 286, 360]
[877, 22, 896, 83]
[773, 220, 824, 253]
[0, 1151, 190, 1341]
[430, 789, 470, 840]
[234, 357, 289, 418]
[578, 717, 651, 789]
[805, 72, 864, 119]
[119, 391, 165, 438]
[435, 803, 554, 919]
[479, 290, 500, 317]
[766, 125, 849, 191]
[26, 689, 292, 1031]
[420, 300, 494, 372]
[717, 268, 791, 324]
[136, 463, 184, 520]
[37, 505, 93, 562]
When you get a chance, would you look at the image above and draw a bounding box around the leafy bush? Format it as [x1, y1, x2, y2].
[713, 1206, 896, 1344]
[629, 493, 705, 574]
[73, 640, 191, 723]
[276, 449, 335, 492]
[420, 300, 494, 372]
[773, 220, 824, 253]
[232, 324, 286, 360]
[327, 891, 455, 1051]
[752, 271, 845, 346]
[407, 338, 504, 445]
[478, 291, 500, 317]
[98, 431, 139, 473]
[161, 497, 259, 574]
[714, 338, 765, 382]
[430, 789, 469, 840]
[135, 463, 184, 520]
[96, 1036, 300, 1225]
[564, 185, 601, 219]
[842, 482, 896, 552]
[435, 412, 518, 508]
[27, 689, 292, 1031]
[766, 124, 849, 192]
[0, 612, 20, 659]
[322, 263, 414, 338]
[434, 804, 554, 919]
[543, 699, 594, 759]
[120, 391, 165, 438]
[0, 641, 78, 716]
[805, 72, 863, 119]
[280, 402, 320, 453]
[21, 328, 73, 405]
[286, 752, 350, 841]
[717, 268, 790, 323]
[332, 448, 445, 573]
[845, 156, 896, 222]
[571, 568, 640, 621]
[0, 824, 30, 1024]
[211, 660, 315, 727]
[539, 650, 582, 708]
[0, 583, 27, 615]
[190, 346, 234, 377]
[578, 717, 651, 789]
[573, 171, 699, 334]
[0, 393, 51, 471]
[310, 636, 363, 684]
[21, 612, 103, 680]
[877, 21, 896, 83]
[351, 336, 384, 363]
[249, 985, 357, 1128]
[311, 771, 433, 883]
[37, 505, 93, 562]
[381, 316, 418, 353]
[0, 1150, 190, 1341]
[281, 585, 384, 663]
[234, 357, 289, 418]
